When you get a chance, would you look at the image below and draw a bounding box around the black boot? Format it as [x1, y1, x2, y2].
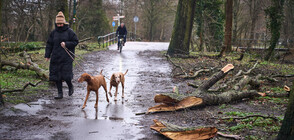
[66, 80, 74, 96]
[54, 81, 63, 99]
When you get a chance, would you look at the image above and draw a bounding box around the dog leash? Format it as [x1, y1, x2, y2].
[63, 46, 111, 80]
[63, 47, 88, 64]
[63, 46, 86, 72]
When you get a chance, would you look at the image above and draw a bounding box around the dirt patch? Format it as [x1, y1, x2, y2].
[0, 114, 69, 139]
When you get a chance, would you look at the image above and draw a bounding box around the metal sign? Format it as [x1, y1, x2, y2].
[113, 16, 125, 20]
[133, 16, 139, 23]
[113, 17, 119, 21]
[112, 21, 115, 27]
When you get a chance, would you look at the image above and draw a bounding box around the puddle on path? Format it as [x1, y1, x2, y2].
[13, 99, 51, 115]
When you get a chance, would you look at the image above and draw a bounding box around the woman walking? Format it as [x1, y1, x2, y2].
[45, 11, 79, 99]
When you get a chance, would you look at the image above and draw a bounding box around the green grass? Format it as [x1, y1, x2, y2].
[255, 96, 288, 104]
[222, 111, 282, 139]
[1, 69, 50, 104]
[259, 61, 294, 75]
[1, 69, 40, 89]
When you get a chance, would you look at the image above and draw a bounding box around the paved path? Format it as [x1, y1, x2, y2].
[1, 42, 172, 140]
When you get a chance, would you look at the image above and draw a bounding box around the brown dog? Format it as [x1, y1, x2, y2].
[78, 70, 109, 109]
[109, 70, 128, 101]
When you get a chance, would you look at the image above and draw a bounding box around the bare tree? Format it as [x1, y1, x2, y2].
[246, 0, 262, 51]
[264, 0, 285, 61]
[219, 0, 233, 57]
[0, 0, 3, 106]
[167, 0, 196, 55]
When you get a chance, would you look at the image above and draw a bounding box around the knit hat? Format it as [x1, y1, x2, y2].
[56, 11, 65, 24]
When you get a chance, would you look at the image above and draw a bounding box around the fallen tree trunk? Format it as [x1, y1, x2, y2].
[148, 64, 236, 113]
[1, 51, 49, 80]
[150, 119, 217, 140]
[148, 63, 285, 113]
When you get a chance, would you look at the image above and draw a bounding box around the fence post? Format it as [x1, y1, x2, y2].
[103, 37, 104, 48]
[112, 34, 114, 45]
[113, 33, 115, 45]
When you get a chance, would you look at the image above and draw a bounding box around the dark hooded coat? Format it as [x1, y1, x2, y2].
[116, 25, 127, 36]
[45, 24, 79, 81]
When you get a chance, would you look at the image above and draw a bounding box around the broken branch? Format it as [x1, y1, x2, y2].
[1, 51, 49, 80]
[150, 119, 217, 140]
[180, 68, 211, 79]
[220, 114, 279, 122]
[0, 80, 42, 94]
[273, 74, 294, 78]
[79, 37, 93, 43]
[187, 82, 199, 88]
[217, 132, 242, 140]
[165, 54, 187, 76]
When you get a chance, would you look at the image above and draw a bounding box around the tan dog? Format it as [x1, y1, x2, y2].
[109, 70, 128, 101]
[78, 70, 109, 109]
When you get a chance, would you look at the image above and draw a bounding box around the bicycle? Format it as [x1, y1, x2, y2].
[118, 35, 125, 53]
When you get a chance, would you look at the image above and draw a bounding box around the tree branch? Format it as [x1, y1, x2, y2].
[219, 114, 279, 122]
[217, 132, 242, 140]
[1, 80, 42, 94]
[1, 51, 49, 80]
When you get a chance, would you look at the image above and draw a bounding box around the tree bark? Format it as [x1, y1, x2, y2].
[219, 0, 233, 57]
[0, 0, 3, 106]
[246, 0, 261, 52]
[277, 81, 294, 139]
[150, 119, 217, 140]
[264, 0, 285, 61]
[232, 0, 239, 46]
[167, 0, 196, 56]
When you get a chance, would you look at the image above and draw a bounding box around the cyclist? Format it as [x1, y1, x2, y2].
[116, 23, 127, 50]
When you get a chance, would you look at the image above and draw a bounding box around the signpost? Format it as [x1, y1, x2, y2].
[113, 14, 125, 26]
[133, 16, 139, 41]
